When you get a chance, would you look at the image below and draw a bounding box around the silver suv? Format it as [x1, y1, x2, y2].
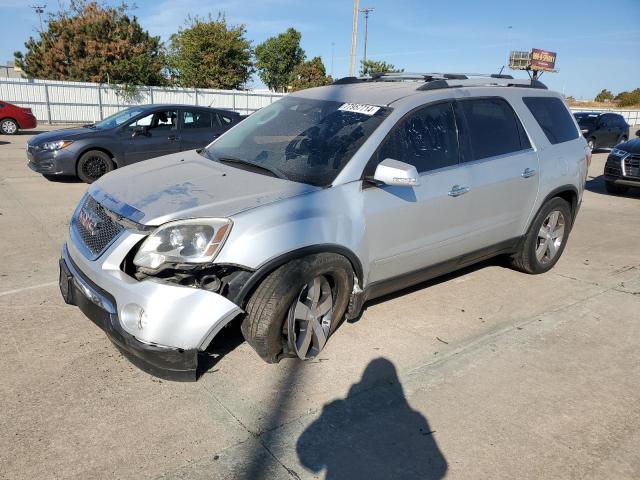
[59, 73, 589, 380]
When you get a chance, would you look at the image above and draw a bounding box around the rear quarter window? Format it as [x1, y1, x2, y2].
[522, 97, 579, 145]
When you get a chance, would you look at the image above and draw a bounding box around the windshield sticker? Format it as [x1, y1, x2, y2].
[338, 103, 381, 116]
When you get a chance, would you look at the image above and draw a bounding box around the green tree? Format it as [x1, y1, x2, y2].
[255, 28, 305, 92]
[167, 14, 253, 89]
[594, 89, 614, 102]
[14, 1, 166, 88]
[289, 56, 332, 91]
[616, 88, 640, 107]
[360, 59, 403, 76]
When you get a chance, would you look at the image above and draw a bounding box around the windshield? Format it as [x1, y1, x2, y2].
[202, 96, 390, 186]
[93, 107, 147, 130]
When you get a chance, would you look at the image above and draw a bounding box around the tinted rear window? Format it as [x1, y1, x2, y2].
[457, 98, 528, 161]
[523, 97, 579, 144]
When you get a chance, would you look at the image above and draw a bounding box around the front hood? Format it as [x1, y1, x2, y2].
[88, 150, 318, 225]
[29, 127, 96, 145]
[616, 137, 640, 154]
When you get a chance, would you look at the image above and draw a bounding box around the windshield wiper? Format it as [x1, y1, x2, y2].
[215, 156, 288, 180]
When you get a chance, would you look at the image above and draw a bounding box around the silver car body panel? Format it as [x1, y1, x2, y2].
[66, 82, 588, 352]
[66, 233, 242, 350]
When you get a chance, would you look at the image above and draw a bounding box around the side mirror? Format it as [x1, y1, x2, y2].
[636, 129, 640, 138]
[131, 125, 149, 137]
[372, 158, 420, 187]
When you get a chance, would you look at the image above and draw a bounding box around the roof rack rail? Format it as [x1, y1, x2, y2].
[332, 72, 547, 90]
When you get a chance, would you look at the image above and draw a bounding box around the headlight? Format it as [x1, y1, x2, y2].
[133, 218, 232, 270]
[611, 148, 627, 157]
[42, 140, 73, 151]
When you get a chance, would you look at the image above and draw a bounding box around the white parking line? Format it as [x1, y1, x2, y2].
[0, 281, 58, 297]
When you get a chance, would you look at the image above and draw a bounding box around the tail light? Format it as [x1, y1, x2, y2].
[21, 107, 33, 114]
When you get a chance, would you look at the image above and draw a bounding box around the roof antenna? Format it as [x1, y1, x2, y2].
[498, 65, 505, 76]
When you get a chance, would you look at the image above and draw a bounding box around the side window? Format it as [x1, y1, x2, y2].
[376, 102, 459, 174]
[456, 98, 526, 162]
[522, 97, 579, 145]
[217, 114, 233, 126]
[128, 110, 177, 131]
[183, 110, 213, 129]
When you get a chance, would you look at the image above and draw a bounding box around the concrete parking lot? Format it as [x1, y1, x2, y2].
[1, 127, 639, 480]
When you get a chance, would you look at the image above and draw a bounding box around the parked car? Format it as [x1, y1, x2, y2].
[573, 111, 629, 150]
[0, 100, 37, 134]
[59, 74, 588, 380]
[27, 104, 243, 183]
[603, 137, 640, 194]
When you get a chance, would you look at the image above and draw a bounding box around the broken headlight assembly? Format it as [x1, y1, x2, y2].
[133, 218, 232, 270]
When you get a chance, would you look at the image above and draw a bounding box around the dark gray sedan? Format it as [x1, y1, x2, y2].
[27, 104, 243, 183]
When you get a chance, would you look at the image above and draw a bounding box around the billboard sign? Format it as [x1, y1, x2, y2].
[530, 48, 556, 71]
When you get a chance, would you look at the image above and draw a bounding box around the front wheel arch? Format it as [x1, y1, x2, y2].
[233, 245, 363, 310]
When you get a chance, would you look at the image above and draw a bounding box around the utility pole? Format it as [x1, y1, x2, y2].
[506, 25, 513, 67]
[331, 42, 335, 77]
[360, 7, 374, 65]
[30, 5, 46, 32]
[349, 0, 359, 77]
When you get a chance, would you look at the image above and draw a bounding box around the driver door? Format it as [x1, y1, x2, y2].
[363, 101, 474, 284]
[122, 109, 180, 165]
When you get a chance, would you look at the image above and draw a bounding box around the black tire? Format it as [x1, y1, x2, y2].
[510, 197, 573, 274]
[77, 150, 114, 183]
[587, 137, 595, 151]
[620, 135, 628, 143]
[605, 180, 629, 195]
[241, 253, 353, 363]
[0, 118, 18, 135]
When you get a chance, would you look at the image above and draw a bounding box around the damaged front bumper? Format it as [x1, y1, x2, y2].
[60, 241, 243, 381]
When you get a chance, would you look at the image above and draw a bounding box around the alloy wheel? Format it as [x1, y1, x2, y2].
[1, 120, 17, 134]
[536, 210, 566, 264]
[81, 155, 108, 181]
[287, 275, 335, 360]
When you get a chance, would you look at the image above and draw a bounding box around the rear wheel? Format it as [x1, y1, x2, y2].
[0, 118, 18, 135]
[605, 180, 629, 195]
[510, 197, 572, 274]
[241, 253, 353, 363]
[77, 150, 114, 183]
[587, 137, 595, 151]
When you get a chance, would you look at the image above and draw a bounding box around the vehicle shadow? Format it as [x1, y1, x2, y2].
[0, 141, 8, 145]
[585, 174, 640, 198]
[43, 175, 84, 183]
[350, 257, 505, 323]
[296, 357, 448, 480]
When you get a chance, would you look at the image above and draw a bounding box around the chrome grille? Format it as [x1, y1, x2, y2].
[624, 155, 640, 179]
[71, 195, 125, 259]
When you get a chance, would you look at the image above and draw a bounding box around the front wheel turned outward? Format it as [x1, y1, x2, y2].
[241, 253, 353, 363]
[510, 197, 573, 274]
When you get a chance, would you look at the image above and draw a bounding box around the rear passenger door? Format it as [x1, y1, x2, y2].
[363, 101, 475, 283]
[454, 97, 539, 248]
[179, 109, 221, 151]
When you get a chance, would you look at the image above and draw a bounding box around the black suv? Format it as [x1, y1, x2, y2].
[603, 137, 640, 194]
[574, 112, 629, 151]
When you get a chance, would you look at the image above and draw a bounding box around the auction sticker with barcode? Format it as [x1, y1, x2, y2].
[338, 103, 381, 116]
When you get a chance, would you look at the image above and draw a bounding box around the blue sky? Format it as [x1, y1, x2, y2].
[2, 0, 639, 99]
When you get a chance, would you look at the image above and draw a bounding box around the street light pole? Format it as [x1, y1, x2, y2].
[349, 0, 359, 77]
[30, 5, 46, 32]
[360, 7, 374, 66]
[331, 42, 335, 77]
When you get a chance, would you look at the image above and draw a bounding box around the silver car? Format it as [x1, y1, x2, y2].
[59, 73, 589, 380]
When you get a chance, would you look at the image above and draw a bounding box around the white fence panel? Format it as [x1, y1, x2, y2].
[0, 77, 285, 123]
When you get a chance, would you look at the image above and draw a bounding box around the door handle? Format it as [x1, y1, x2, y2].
[168, 135, 179, 141]
[521, 168, 537, 178]
[448, 185, 470, 197]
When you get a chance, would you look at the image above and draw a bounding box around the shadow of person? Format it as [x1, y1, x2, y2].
[296, 358, 447, 480]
